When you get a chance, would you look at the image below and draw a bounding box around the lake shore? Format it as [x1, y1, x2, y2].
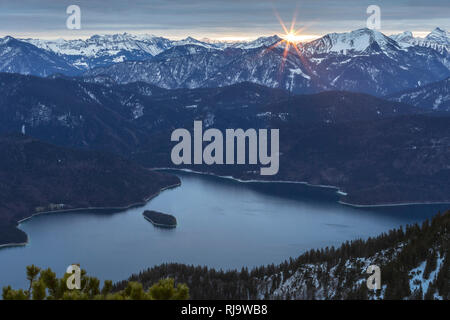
[0, 182, 181, 249]
[0, 242, 28, 249]
[152, 167, 450, 208]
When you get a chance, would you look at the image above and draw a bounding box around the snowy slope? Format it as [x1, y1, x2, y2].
[25, 33, 173, 57]
[301, 28, 402, 56]
[390, 27, 449, 54]
[0, 36, 80, 76]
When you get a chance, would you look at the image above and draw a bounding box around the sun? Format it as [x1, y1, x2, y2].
[282, 32, 300, 43]
[264, 9, 315, 80]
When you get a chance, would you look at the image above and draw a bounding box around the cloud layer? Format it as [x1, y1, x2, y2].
[0, 0, 448, 39]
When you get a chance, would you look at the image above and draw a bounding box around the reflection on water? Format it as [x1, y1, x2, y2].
[0, 170, 448, 289]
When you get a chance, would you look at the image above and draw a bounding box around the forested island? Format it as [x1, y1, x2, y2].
[143, 210, 177, 228]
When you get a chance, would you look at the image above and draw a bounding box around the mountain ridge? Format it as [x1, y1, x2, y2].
[0, 28, 446, 96]
[83, 28, 450, 96]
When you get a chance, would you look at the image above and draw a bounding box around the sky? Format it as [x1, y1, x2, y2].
[0, 0, 448, 40]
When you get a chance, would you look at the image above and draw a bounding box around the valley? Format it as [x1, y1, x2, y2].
[0, 73, 448, 206]
[0, 22, 449, 301]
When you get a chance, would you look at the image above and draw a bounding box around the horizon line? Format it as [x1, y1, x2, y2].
[0, 28, 441, 42]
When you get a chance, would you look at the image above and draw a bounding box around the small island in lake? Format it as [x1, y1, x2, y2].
[143, 210, 177, 228]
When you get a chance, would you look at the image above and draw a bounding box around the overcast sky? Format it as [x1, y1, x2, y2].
[0, 0, 448, 40]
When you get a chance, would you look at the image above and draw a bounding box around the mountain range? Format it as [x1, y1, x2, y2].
[391, 27, 449, 54]
[82, 28, 450, 96]
[0, 28, 447, 96]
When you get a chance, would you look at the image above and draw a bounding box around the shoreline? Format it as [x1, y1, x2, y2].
[338, 200, 450, 208]
[152, 167, 450, 208]
[2, 168, 449, 248]
[0, 241, 28, 249]
[0, 182, 181, 249]
[17, 182, 181, 224]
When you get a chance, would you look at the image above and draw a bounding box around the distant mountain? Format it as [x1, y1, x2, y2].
[24, 33, 173, 70]
[424, 27, 450, 47]
[85, 45, 243, 89]
[0, 28, 447, 95]
[298, 28, 450, 95]
[390, 27, 449, 54]
[0, 134, 179, 246]
[85, 28, 450, 96]
[387, 77, 450, 111]
[0, 73, 156, 154]
[390, 31, 416, 44]
[171, 36, 221, 49]
[199, 35, 281, 50]
[22, 34, 279, 71]
[229, 35, 282, 49]
[0, 36, 79, 76]
[302, 28, 402, 55]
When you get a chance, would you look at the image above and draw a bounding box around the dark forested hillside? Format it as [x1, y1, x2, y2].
[116, 210, 450, 300]
[0, 135, 179, 246]
[387, 77, 450, 112]
[0, 73, 449, 205]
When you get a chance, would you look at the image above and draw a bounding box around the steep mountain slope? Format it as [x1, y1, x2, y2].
[425, 27, 450, 46]
[302, 28, 403, 55]
[0, 36, 79, 76]
[391, 27, 449, 54]
[0, 134, 179, 246]
[299, 28, 450, 95]
[387, 77, 450, 111]
[25, 33, 173, 70]
[0, 73, 154, 154]
[85, 28, 450, 96]
[116, 210, 450, 300]
[86, 45, 243, 89]
[23, 34, 281, 71]
[228, 35, 282, 49]
[2, 28, 448, 95]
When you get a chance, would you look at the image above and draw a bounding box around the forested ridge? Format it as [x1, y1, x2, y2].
[115, 210, 450, 300]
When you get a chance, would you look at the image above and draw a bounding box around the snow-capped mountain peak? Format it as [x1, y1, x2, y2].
[230, 35, 282, 49]
[172, 37, 220, 49]
[390, 31, 415, 44]
[303, 28, 400, 55]
[390, 27, 449, 53]
[25, 33, 173, 57]
[0, 36, 21, 46]
[425, 27, 450, 46]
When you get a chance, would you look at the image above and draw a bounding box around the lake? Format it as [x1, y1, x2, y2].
[0, 170, 448, 290]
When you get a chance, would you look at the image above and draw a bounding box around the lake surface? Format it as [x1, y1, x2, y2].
[0, 170, 448, 290]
